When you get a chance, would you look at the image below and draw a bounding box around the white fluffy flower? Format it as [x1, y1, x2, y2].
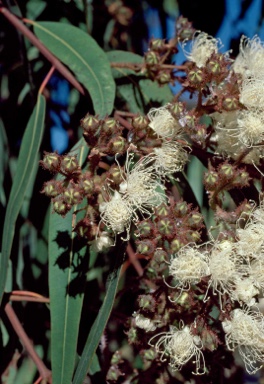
[134, 313, 157, 332]
[99, 191, 133, 235]
[149, 323, 205, 374]
[207, 241, 244, 303]
[119, 153, 165, 214]
[233, 35, 264, 79]
[153, 141, 189, 177]
[233, 278, 259, 306]
[236, 222, 264, 257]
[250, 254, 264, 292]
[223, 308, 264, 374]
[148, 106, 183, 139]
[239, 78, 264, 110]
[92, 231, 114, 252]
[182, 31, 222, 68]
[236, 110, 264, 147]
[167, 245, 210, 293]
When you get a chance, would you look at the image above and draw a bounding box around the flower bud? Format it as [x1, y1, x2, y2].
[222, 97, 238, 111]
[138, 294, 156, 312]
[136, 240, 155, 255]
[80, 113, 100, 133]
[150, 38, 165, 52]
[63, 185, 82, 205]
[174, 201, 188, 217]
[168, 102, 185, 118]
[207, 59, 221, 74]
[60, 155, 80, 175]
[218, 163, 234, 180]
[188, 69, 203, 85]
[132, 115, 149, 130]
[156, 71, 171, 85]
[108, 135, 126, 154]
[187, 212, 203, 229]
[145, 51, 159, 67]
[40, 152, 61, 173]
[170, 238, 184, 253]
[53, 198, 71, 216]
[153, 249, 168, 264]
[41, 180, 63, 198]
[157, 217, 174, 237]
[204, 171, 219, 190]
[136, 220, 153, 238]
[79, 174, 94, 195]
[155, 204, 170, 217]
[185, 230, 201, 243]
[102, 117, 119, 134]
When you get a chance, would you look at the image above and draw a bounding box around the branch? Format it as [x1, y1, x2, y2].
[5, 303, 52, 382]
[0, 6, 84, 95]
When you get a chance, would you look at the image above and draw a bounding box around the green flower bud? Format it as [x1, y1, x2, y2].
[60, 155, 80, 175]
[137, 240, 154, 255]
[150, 38, 165, 52]
[80, 113, 100, 133]
[132, 115, 149, 130]
[40, 152, 61, 173]
[174, 201, 188, 217]
[145, 51, 159, 66]
[63, 187, 81, 205]
[188, 69, 203, 85]
[53, 198, 71, 216]
[157, 217, 174, 236]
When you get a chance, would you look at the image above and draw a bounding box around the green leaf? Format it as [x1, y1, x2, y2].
[0, 94, 46, 305]
[49, 140, 90, 384]
[73, 259, 123, 384]
[0, 119, 8, 206]
[33, 21, 116, 116]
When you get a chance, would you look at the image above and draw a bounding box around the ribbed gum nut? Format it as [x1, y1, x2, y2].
[207, 60, 221, 74]
[41, 152, 61, 172]
[80, 178, 94, 195]
[63, 187, 81, 205]
[138, 294, 156, 311]
[185, 230, 200, 243]
[126, 327, 138, 344]
[150, 38, 165, 52]
[222, 97, 238, 111]
[170, 238, 183, 253]
[236, 170, 249, 184]
[204, 171, 218, 189]
[42, 180, 63, 198]
[137, 221, 152, 238]
[108, 165, 123, 184]
[144, 51, 159, 66]
[169, 102, 184, 117]
[132, 115, 149, 130]
[53, 199, 70, 216]
[188, 69, 203, 85]
[137, 240, 154, 255]
[174, 201, 188, 217]
[188, 212, 203, 229]
[219, 163, 234, 180]
[153, 249, 167, 264]
[80, 113, 100, 132]
[102, 118, 118, 134]
[157, 71, 171, 85]
[109, 135, 126, 154]
[60, 155, 80, 174]
[155, 204, 170, 217]
[157, 217, 174, 236]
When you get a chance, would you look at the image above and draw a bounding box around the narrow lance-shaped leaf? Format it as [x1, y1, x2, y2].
[0, 94, 46, 305]
[33, 21, 116, 117]
[48, 139, 90, 384]
[73, 239, 126, 384]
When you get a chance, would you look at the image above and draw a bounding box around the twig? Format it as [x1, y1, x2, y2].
[0, 6, 84, 95]
[126, 242, 144, 276]
[5, 303, 52, 382]
[38, 66, 55, 95]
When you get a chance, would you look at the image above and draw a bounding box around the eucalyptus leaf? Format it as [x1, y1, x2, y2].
[33, 21, 116, 116]
[0, 94, 46, 305]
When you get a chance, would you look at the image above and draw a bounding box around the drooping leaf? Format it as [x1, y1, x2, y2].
[0, 119, 8, 206]
[33, 21, 116, 117]
[73, 247, 124, 384]
[0, 94, 46, 305]
[48, 139, 90, 384]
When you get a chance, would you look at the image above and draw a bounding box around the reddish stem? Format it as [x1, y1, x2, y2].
[39, 66, 55, 95]
[126, 243, 144, 276]
[5, 303, 51, 382]
[0, 7, 84, 95]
